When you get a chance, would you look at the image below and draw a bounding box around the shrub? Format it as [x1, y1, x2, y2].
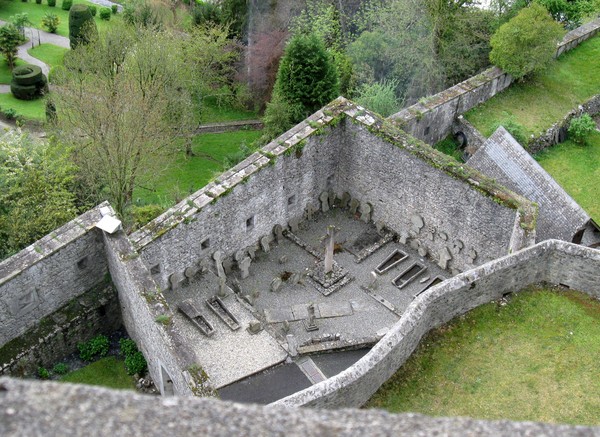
[355, 80, 401, 117]
[111, 4, 118, 14]
[37, 367, 50, 379]
[4, 108, 17, 120]
[52, 362, 69, 375]
[61, 0, 72, 11]
[119, 338, 147, 376]
[491, 118, 528, 146]
[78, 334, 109, 361]
[36, 0, 42, 4]
[99, 7, 111, 21]
[489, 4, 564, 80]
[11, 64, 48, 100]
[69, 4, 97, 49]
[41, 13, 60, 33]
[568, 113, 596, 144]
[89, 5, 97, 16]
[0, 24, 22, 69]
[47, 0, 56, 7]
[273, 33, 339, 123]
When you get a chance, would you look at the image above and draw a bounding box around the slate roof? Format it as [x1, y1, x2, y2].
[467, 127, 590, 242]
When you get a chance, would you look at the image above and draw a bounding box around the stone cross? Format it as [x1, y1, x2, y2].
[319, 191, 330, 213]
[324, 225, 337, 274]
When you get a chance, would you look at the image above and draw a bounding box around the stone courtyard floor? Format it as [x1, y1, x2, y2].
[163, 208, 449, 401]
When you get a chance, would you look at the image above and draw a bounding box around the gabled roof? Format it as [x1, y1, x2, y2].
[467, 126, 589, 242]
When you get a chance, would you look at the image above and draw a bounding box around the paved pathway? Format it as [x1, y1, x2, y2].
[0, 20, 70, 78]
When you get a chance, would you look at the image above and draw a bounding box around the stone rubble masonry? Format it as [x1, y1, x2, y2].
[102, 228, 202, 396]
[389, 18, 600, 145]
[273, 240, 600, 408]
[0, 203, 109, 347]
[130, 98, 536, 293]
[1, 376, 600, 437]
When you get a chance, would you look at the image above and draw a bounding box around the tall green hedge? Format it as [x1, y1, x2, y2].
[68, 4, 97, 49]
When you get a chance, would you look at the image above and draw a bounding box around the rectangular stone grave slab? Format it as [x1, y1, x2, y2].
[392, 263, 427, 289]
[375, 249, 408, 274]
[414, 276, 446, 298]
[178, 299, 215, 337]
[206, 296, 241, 331]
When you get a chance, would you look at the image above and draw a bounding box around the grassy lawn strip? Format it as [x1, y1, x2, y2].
[0, 0, 120, 37]
[366, 286, 600, 426]
[201, 96, 258, 123]
[535, 130, 600, 222]
[0, 93, 45, 120]
[0, 58, 26, 84]
[465, 35, 600, 139]
[60, 356, 136, 390]
[27, 43, 68, 68]
[133, 129, 263, 206]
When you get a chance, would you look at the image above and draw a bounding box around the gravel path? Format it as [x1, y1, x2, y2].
[0, 21, 70, 78]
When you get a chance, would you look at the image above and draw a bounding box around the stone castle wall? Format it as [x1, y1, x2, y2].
[131, 100, 534, 292]
[390, 18, 600, 145]
[337, 121, 521, 272]
[0, 204, 110, 348]
[102, 230, 199, 396]
[274, 240, 600, 408]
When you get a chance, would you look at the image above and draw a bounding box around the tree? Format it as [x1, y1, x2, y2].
[355, 79, 401, 117]
[0, 24, 22, 69]
[489, 3, 564, 80]
[52, 27, 196, 216]
[271, 33, 339, 124]
[0, 130, 78, 260]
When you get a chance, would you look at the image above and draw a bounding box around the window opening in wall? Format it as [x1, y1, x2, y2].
[150, 264, 161, 275]
[246, 216, 255, 231]
[287, 195, 296, 205]
[424, 126, 430, 136]
[160, 365, 175, 396]
[77, 256, 89, 270]
[200, 238, 210, 250]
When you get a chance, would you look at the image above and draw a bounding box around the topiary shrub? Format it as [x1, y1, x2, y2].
[47, 0, 56, 7]
[99, 7, 111, 20]
[61, 0, 72, 11]
[111, 4, 118, 14]
[568, 113, 596, 145]
[10, 64, 48, 100]
[89, 5, 97, 16]
[69, 4, 96, 49]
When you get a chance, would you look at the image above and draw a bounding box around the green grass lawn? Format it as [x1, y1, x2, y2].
[27, 43, 68, 68]
[60, 356, 136, 390]
[0, 92, 45, 120]
[201, 96, 259, 123]
[433, 136, 462, 161]
[535, 130, 600, 222]
[133, 129, 263, 206]
[367, 286, 600, 426]
[0, 58, 25, 84]
[465, 35, 600, 139]
[0, 0, 120, 37]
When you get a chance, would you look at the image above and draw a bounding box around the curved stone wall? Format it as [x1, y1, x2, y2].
[274, 240, 600, 408]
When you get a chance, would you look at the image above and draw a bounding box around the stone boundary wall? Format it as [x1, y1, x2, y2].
[0, 283, 121, 376]
[130, 98, 536, 290]
[526, 93, 600, 154]
[3, 377, 600, 437]
[273, 240, 600, 408]
[102, 229, 207, 396]
[0, 203, 109, 347]
[195, 120, 263, 134]
[389, 18, 600, 145]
